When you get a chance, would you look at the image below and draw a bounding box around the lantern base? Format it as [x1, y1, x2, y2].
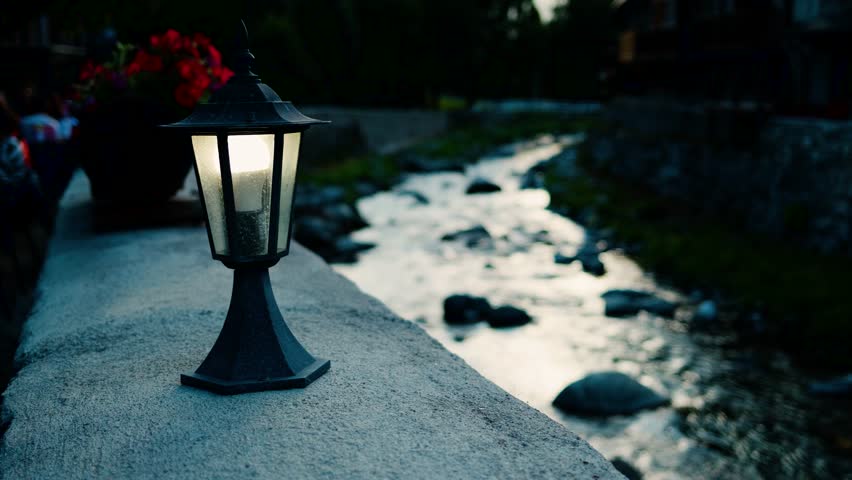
[181, 358, 330, 395]
[182, 266, 330, 395]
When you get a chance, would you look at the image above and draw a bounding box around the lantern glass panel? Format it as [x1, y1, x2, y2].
[228, 134, 275, 257]
[191, 135, 228, 254]
[277, 132, 301, 252]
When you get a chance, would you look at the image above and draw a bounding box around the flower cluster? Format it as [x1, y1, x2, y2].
[77, 29, 234, 112]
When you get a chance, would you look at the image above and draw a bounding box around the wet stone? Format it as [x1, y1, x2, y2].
[466, 178, 502, 194]
[443, 294, 493, 325]
[441, 225, 493, 249]
[487, 306, 532, 328]
[553, 371, 670, 417]
[610, 458, 643, 480]
[399, 190, 429, 205]
[602, 290, 678, 318]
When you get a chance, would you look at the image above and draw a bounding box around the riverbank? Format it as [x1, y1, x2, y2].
[293, 113, 600, 262]
[306, 111, 852, 370]
[330, 134, 852, 478]
[537, 143, 852, 370]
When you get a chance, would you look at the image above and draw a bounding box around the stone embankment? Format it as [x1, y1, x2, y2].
[0, 174, 621, 479]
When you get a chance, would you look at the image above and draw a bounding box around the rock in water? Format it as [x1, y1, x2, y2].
[554, 252, 576, 264]
[579, 254, 606, 276]
[552, 371, 669, 416]
[399, 190, 429, 205]
[441, 225, 493, 249]
[610, 458, 643, 480]
[466, 178, 502, 194]
[487, 306, 532, 328]
[331, 237, 375, 263]
[322, 203, 368, 231]
[602, 290, 677, 318]
[443, 295, 493, 324]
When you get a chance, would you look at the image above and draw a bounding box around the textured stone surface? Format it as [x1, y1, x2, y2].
[0, 175, 620, 480]
[588, 98, 852, 256]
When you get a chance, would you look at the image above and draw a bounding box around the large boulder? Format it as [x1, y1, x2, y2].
[331, 237, 375, 264]
[487, 306, 532, 328]
[466, 178, 502, 194]
[553, 371, 669, 416]
[294, 215, 340, 252]
[321, 203, 368, 231]
[602, 290, 677, 318]
[443, 295, 493, 324]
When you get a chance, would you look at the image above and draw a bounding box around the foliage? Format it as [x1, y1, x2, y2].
[75, 29, 234, 115]
[303, 113, 599, 202]
[32, 0, 618, 106]
[544, 148, 852, 368]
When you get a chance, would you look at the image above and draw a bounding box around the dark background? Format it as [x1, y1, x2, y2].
[0, 0, 615, 107]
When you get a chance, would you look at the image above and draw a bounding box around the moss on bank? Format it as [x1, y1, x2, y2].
[301, 113, 600, 201]
[544, 150, 852, 369]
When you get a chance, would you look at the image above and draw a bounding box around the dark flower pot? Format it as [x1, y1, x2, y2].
[79, 95, 193, 207]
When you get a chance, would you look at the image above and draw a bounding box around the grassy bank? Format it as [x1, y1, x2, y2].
[301, 113, 600, 201]
[544, 148, 852, 370]
[302, 112, 852, 369]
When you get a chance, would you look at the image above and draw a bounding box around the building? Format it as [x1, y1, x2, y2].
[615, 0, 852, 118]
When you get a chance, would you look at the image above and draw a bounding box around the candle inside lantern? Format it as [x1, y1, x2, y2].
[229, 135, 272, 212]
[228, 134, 274, 256]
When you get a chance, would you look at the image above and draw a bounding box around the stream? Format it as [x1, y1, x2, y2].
[333, 136, 852, 479]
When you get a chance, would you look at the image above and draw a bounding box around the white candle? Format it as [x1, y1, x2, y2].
[228, 135, 272, 212]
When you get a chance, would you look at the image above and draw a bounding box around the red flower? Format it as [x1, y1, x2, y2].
[182, 36, 200, 58]
[79, 60, 97, 81]
[174, 83, 204, 108]
[126, 61, 141, 76]
[207, 45, 222, 67]
[192, 71, 211, 91]
[210, 65, 234, 87]
[221, 68, 234, 83]
[130, 50, 163, 73]
[192, 33, 211, 50]
[152, 29, 183, 53]
[176, 58, 205, 80]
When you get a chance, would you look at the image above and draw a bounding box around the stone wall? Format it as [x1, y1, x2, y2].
[0, 174, 620, 480]
[586, 98, 852, 255]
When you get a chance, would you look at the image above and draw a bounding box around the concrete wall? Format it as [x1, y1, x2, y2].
[586, 97, 852, 255]
[300, 107, 452, 163]
[0, 174, 620, 480]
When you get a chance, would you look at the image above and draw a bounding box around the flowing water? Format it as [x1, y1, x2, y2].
[333, 136, 852, 479]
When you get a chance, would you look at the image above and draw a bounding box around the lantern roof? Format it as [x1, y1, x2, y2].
[163, 21, 328, 133]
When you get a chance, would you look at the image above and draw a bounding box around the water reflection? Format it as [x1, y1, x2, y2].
[333, 136, 847, 479]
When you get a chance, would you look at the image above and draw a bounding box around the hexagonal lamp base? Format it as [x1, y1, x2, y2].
[181, 359, 330, 395]
[181, 267, 330, 395]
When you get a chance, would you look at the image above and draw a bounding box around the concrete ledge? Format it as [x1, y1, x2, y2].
[0, 176, 619, 479]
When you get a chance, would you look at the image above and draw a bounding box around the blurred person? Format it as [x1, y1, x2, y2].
[19, 93, 62, 144]
[0, 94, 43, 230]
[46, 93, 79, 141]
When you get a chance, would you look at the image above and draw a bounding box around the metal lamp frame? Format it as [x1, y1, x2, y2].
[162, 21, 330, 395]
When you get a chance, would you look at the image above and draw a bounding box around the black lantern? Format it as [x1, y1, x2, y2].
[163, 21, 330, 394]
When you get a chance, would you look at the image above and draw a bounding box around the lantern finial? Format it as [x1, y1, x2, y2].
[233, 19, 258, 82]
